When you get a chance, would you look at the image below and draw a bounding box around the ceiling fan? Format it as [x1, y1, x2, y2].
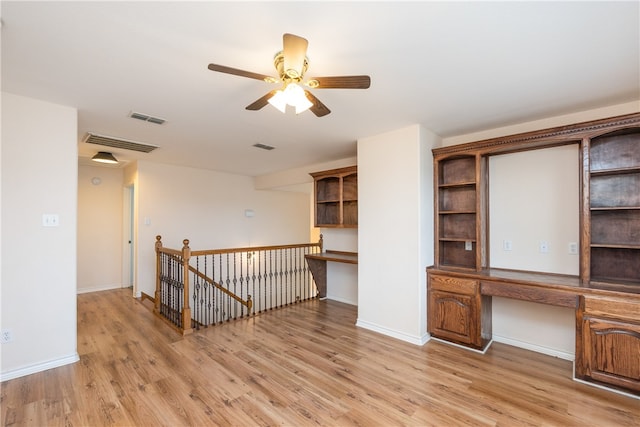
[208, 33, 371, 117]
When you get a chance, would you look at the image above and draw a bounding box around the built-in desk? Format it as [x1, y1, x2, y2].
[305, 251, 357, 298]
[427, 267, 640, 396]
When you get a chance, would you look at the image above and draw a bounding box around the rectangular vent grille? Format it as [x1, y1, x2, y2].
[129, 111, 166, 125]
[253, 143, 275, 151]
[84, 133, 159, 153]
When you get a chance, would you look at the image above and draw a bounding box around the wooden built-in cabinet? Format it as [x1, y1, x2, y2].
[435, 154, 486, 270]
[310, 166, 357, 228]
[428, 112, 640, 396]
[587, 129, 640, 287]
[576, 295, 640, 393]
[428, 274, 491, 349]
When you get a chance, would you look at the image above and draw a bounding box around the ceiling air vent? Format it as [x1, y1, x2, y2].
[253, 143, 275, 151]
[129, 111, 166, 125]
[83, 133, 159, 153]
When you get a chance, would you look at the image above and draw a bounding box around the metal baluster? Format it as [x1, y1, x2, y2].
[252, 251, 257, 313]
[279, 249, 284, 308]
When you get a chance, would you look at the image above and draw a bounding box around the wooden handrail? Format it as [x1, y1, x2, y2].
[189, 235, 323, 257]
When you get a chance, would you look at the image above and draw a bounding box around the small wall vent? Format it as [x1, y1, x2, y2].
[83, 133, 159, 153]
[129, 111, 166, 125]
[253, 143, 275, 151]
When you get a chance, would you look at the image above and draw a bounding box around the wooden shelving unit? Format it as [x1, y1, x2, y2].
[434, 154, 486, 270]
[587, 129, 640, 286]
[310, 166, 357, 228]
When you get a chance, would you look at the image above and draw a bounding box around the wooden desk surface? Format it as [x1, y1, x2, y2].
[305, 250, 358, 264]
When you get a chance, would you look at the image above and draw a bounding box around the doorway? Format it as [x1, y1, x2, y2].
[123, 184, 135, 294]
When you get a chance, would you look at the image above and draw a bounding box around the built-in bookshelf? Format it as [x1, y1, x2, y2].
[435, 154, 485, 270]
[310, 166, 357, 228]
[588, 129, 640, 286]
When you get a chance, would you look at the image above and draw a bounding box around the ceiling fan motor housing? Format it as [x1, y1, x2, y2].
[273, 51, 308, 82]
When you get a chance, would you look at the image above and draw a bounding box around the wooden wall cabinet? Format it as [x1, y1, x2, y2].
[576, 296, 640, 393]
[310, 166, 357, 228]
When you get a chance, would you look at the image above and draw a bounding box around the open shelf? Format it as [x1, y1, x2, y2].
[310, 166, 357, 228]
[589, 128, 640, 287]
[435, 155, 481, 270]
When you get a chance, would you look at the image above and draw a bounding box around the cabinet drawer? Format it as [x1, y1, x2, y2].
[430, 274, 478, 295]
[583, 296, 640, 322]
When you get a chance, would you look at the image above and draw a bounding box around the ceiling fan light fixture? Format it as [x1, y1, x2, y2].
[268, 83, 312, 115]
[294, 96, 313, 114]
[268, 90, 288, 113]
[91, 151, 118, 164]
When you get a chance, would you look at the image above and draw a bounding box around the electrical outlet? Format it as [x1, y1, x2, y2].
[539, 241, 549, 253]
[569, 242, 578, 254]
[42, 214, 59, 227]
[464, 241, 473, 251]
[1, 329, 13, 343]
[503, 240, 513, 251]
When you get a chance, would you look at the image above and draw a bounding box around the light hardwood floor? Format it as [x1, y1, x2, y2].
[1, 288, 639, 426]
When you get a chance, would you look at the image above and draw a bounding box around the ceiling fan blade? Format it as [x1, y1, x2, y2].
[283, 33, 308, 79]
[312, 75, 371, 89]
[245, 90, 278, 111]
[208, 63, 275, 82]
[304, 90, 331, 117]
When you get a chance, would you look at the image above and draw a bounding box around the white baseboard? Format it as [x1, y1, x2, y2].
[571, 367, 640, 400]
[325, 295, 357, 306]
[1, 353, 80, 382]
[493, 335, 574, 361]
[77, 283, 123, 294]
[429, 336, 493, 355]
[355, 319, 429, 345]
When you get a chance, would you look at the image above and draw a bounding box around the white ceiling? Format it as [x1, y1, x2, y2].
[2, 1, 639, 176]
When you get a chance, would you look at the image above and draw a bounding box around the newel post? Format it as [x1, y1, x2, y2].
[154, 235, 162, 313]
[181, 239, 193, 334]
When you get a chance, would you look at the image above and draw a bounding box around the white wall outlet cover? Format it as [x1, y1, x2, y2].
[42, 214, 59, 227]
[569, 242, 578, 254]
[244, 209, 255, 218]
[539, 241, 549, 253]
[1, 329, 13, 343]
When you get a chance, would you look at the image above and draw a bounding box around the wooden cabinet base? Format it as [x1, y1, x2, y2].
[427, 274, 491, 350]
[428, 268, 640, 397]
[575, 296, 640, 394]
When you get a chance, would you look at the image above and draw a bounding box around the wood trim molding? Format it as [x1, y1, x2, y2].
[433, 112, 640, 156]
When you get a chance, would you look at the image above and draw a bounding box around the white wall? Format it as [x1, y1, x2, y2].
[440, 101, 639, 359]
[134, 161, 311, 297]
[357, 125, 437, 344]
[77, 165, 124, 293]
[490, 145, 579, 275]
[1, 93, 79, 380]
[322, 228, 358, 305]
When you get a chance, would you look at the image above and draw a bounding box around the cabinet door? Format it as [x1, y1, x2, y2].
[577, 316, 640, 393]
[429, 290, 480, 347]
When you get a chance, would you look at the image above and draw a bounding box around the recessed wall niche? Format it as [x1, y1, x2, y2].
[489, 144, 579, 275]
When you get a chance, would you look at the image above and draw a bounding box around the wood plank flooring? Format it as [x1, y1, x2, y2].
[2, 288, 639, 426]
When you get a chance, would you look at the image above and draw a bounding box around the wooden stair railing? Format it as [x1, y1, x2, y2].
[154, 235, 323, 335]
